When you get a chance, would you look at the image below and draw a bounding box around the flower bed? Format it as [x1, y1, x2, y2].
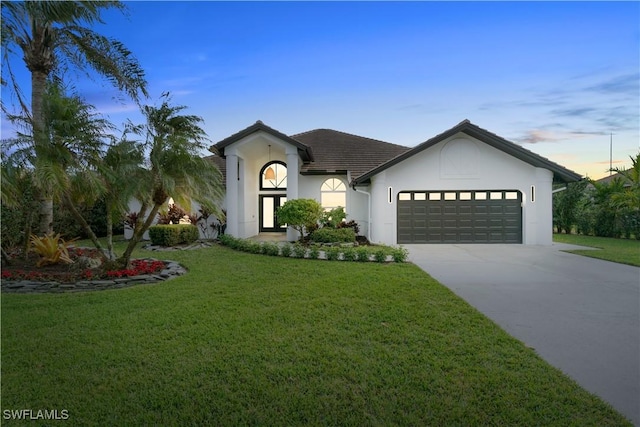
[1, 258, 186, 294]
[217, 235, 409, 263]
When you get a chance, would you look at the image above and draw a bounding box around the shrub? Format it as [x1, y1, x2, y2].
[325, 246, 340, 261]
[148, 224, 198, 246]
[337, 220, 360, 235]
[218, 233, 232, 245]
[246, 241, 262, 254]
[261, 242, 280, 256]
[308, 245, 321, 260]
[292, 244, 307, 258]
[342, 247, 357, 262]
[276, 199, 323, 239]
[374, 248, 388, 263]
[309, 227, 356, 243]
[280, 244, 292, 257]
[321, 207, 347, 228]
[356, 246, 370, 262]
[391, 246, 409, 263]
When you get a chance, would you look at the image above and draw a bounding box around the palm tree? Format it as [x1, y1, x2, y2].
[3, 80, 114, 258]
[1, 1, 148, 233]
[119, 94, 225, 266]
[100, 135, 145, 258]
[611, 153, 640, 238]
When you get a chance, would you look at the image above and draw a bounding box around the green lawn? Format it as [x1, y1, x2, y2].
[1, 242, 631, 426]
[554, 233, 640, 267]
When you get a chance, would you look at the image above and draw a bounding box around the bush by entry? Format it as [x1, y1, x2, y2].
[148, 224, 199, 247]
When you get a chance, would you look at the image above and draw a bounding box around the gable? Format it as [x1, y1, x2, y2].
[353, 120, 583, 185]
[211, 120, 314, 162]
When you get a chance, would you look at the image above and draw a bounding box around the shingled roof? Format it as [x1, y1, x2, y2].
[292, 129, 411, 178]
[210, 120, 582, 185]
[210, 123, 411, 181]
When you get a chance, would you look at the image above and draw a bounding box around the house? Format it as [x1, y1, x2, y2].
[209, 119, 582, 245]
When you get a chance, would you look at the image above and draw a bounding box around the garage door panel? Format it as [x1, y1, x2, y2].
[428, 206, 442, 215]
[444, 206, 457, 215]
[474, 206, 488, 214]
[398, 190, 522, 244]
[458, 206, 473, 214]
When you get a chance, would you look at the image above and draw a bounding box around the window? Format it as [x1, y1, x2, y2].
[260, 161, 287, 190]
[321, 178, 346, 209]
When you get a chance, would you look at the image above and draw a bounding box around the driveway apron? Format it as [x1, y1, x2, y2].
[406, 243, 640, 426]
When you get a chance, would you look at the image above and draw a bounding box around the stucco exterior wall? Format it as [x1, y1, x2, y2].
[367, 133, 555, 245]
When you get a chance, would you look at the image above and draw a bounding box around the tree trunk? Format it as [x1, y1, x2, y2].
[38, 195, 54, 235]
[22, 209, 34, 260]
[105, 205, 115, 260]
[61, 192, 108, 262]
[118, 202, 161, 267]
[32, 70, 55, 235]
[2, 247, 12, 266]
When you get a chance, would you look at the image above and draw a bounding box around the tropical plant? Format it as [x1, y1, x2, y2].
[2, 81, 114, 260]
[100, 137, 145, 257]
[276, 198, 323, 240]
[0, 161, 39, 260]
[337, 219, 360, 235]
[29, 232, 74, 267]
[157, 203, 189, 225]
[1, 1, 148, 234]
[118, 94, 224, 266]
[611, 153, 640, 239]
[553, 180, 588, 234]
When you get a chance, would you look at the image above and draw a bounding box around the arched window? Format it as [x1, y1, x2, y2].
[260, 161, 287, 190]
[321, 178, 346, 210]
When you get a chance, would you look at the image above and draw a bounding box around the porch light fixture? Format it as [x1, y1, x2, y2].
[265, 145, 276, 180]
[264, 167, 276, 180]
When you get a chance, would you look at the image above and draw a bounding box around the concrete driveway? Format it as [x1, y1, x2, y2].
[406, 243, 640, 426]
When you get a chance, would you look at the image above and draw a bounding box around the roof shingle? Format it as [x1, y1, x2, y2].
[291, 129, 411, 179]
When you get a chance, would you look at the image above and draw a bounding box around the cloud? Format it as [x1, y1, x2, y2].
[396, 103, 424, 111]
[585, 73, 640, 95]
[516, 129, 605, 145]
[550, 107, 597, 117]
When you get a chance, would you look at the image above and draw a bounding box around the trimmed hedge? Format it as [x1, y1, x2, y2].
[217, 234, 408, 263]
[149, 224, 199, 246]
[309, 227, 356, 243]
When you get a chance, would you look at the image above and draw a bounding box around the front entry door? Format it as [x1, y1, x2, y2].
[260, 195, 287, 232]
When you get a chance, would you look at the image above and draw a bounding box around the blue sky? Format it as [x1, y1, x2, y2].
[2, 1, 638, 179]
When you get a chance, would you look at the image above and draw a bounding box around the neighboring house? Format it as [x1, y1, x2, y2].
[593, 172, 632, 187]
[209, 119, 582, 245]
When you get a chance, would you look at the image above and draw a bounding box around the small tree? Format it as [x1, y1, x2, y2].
[276, 199, 323, 240]
[320, 206, 346, 228]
